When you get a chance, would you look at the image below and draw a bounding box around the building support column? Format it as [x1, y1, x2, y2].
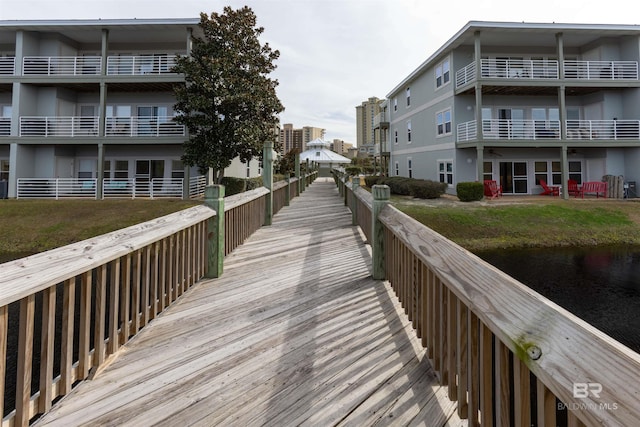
[97, 143, 105, 199]
[476, 145, 485, 182]
[561, 145, 569, 199]
[372, 184, 390, 280]
[263, 140, 275, 226]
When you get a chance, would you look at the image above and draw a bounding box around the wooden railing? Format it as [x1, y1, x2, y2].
[336, 172, 640, 426]
[0, 173, 316, 426]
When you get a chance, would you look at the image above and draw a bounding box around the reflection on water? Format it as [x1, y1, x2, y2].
[478, 246, 640, 354]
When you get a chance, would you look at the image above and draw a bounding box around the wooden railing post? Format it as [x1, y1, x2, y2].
[351, 176, 360, 226]
[372, 184, 390, 280]
[295, 153, 301, 196]
[285, 174, 291, 206]
[263, 141, 275, 226]
[205, 185, 225, 278]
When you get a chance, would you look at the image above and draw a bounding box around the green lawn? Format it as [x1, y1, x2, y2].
[0, 199, 200, 257]
[394, 199, 640, 251]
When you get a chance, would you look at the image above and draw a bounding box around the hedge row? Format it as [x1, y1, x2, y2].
[364, 176, 447, 199]
[220, 176, 264, 196]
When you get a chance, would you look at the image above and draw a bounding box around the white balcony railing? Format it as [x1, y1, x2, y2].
[19, 116, 99, 137]
[0, 57, 15, 75]
[457, 119, 640, 142]
[567, 120, 640, 139]
[189, 175, 207, 198]
[564, 60, 638, 80]
[0, 118, 10, 136]
[17, 178, 98, 199]
[456, 59, 639, 88]
[17, 116, 184, 137]
[106, 55, 177, 75]
[105, 116, 185, 137]
[103, 178, 184, 199]
[22, 56, 101, 75]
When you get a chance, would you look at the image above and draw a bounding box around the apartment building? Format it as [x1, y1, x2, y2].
[331, 138, 353, 155]
[278, 124, 325, 154]
[386, 21, 640, 196]
[356, 96, 382, 158]
[0, 18, 262, 199]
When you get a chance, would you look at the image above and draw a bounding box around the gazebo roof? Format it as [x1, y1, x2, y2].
[299, 138, 351, 164]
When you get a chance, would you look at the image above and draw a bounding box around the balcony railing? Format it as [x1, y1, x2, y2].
[564, 60, 638, 80]
[17, 178, 98, 199]
[457, 119, 640, 142]
[17, 116, 184, 137]
[105, 116, 185, 137]
[106, 55, 177, 75]
[0, 117, 10, 136]
[0, 57, 15, 75]
[456, 59, 638, 88]
[103, 178, 184, 199]
[19, 116, 99, 137]
[22, 56, 101, 75]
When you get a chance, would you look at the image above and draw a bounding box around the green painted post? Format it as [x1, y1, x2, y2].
[351, 176, 360, 226]
[295, 152, 301, 196]
[205, 185, 225, 278]
[305, 159, 310, 188]
[285, 173, 291, 206]
[263, 141, 275, 226]
[372, 184, 390, 280]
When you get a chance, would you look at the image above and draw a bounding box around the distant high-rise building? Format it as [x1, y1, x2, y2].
[331, 139, 353, 154]
[279, 124, 325, 154]
[356, 97, 383, 152]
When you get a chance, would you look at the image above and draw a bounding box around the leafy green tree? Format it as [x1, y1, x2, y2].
[275, 148, 299, 175]
[173, 6, 284, 183]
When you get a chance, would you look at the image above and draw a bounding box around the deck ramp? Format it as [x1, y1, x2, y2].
[35, 178, 462, 427]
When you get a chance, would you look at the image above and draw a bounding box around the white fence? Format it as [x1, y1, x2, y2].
[17, 178, 98, 199]
[20, 116, 99, 137]
[106, 55, 177, 75]
[105, 116, 185, 137]
[189, 175, 207, 198]
[0, 57, 15, 75]
[22, 56, 101, 75]
[103, 178, 184, 199]
[564, 60, 638, 80]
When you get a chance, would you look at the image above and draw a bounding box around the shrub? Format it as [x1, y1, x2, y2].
[221, 176, 246, 196]
[456, 182, 484, 202]
[246, 177, 263, 190]
[379, 176, 413, 195]
[364, 175, 380, 187]
[409, 180, 448, 199]
[345, 166, 363, 176]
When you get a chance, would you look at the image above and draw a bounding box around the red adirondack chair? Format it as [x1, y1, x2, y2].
[539, 179, 559, 196]
[567, 179, 580, 197]
[484, 180, 502, 199]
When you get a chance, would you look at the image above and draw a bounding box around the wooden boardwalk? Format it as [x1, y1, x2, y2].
[35, 178, 462, 427]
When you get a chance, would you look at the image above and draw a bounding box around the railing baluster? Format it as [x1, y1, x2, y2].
[468, 311, 480, 426]
[536, 379, 556, 427]
[15, 294, 35, 427]
[60, 278, 75, 395]
[457, 299, 469, 418]
[495, 340, 512, 427]
[94, 264, 107, 366]
[0, 305, 7, 420]
[79, 271, 92, 378]
[39, 285, 56, 413]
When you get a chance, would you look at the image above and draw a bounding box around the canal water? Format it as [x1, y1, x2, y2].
[478, 245, 640, 354]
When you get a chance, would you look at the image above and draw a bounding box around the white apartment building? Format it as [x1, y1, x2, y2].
[0, 18, 261, 199]
[385, 21, 640, 196]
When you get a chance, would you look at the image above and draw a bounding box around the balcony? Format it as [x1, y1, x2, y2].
[105, 116, 185, 137]
[455, 59, 638, 88]
[457, 119, 640, 142]
[106, 55, 177, 75]
[0, 118, 10, 136]
[18, 116, 185, 137]
[373, 112, 389, 129]
[22, 56, 101, 75]
[0, 57, 15, 75]
[19, 116, 99, 137]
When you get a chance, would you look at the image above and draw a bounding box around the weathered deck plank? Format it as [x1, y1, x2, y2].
[35, 178, 459, 427]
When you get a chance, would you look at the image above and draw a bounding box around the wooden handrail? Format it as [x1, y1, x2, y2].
[377, 202, 640, 426]
[333, 170, 640, 425]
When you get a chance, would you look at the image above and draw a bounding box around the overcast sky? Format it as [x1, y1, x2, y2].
[2, 0, 638, 144]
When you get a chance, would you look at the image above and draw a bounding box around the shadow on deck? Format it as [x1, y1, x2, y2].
[35, 178, 463, 426]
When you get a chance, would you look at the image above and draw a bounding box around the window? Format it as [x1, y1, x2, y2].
[406, 87, 411, 107]
[393, 98, 398, 112]
[0, 159, 9, 181]
[246, 160, 251, 178]
[407, 158, 413, 178]
[115, 160, 129, 179]
[436, 109, 452, 136]
[394, 161, 399, 176]
[436, 58, 450, 88]
[483, 162, 493, 181]
[438, 160, 453, 185]
[407, 121, 412, 143]
[78, 159, 96, 179]
[172, 160, 184, 179]
[394, 129, 398, 144]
